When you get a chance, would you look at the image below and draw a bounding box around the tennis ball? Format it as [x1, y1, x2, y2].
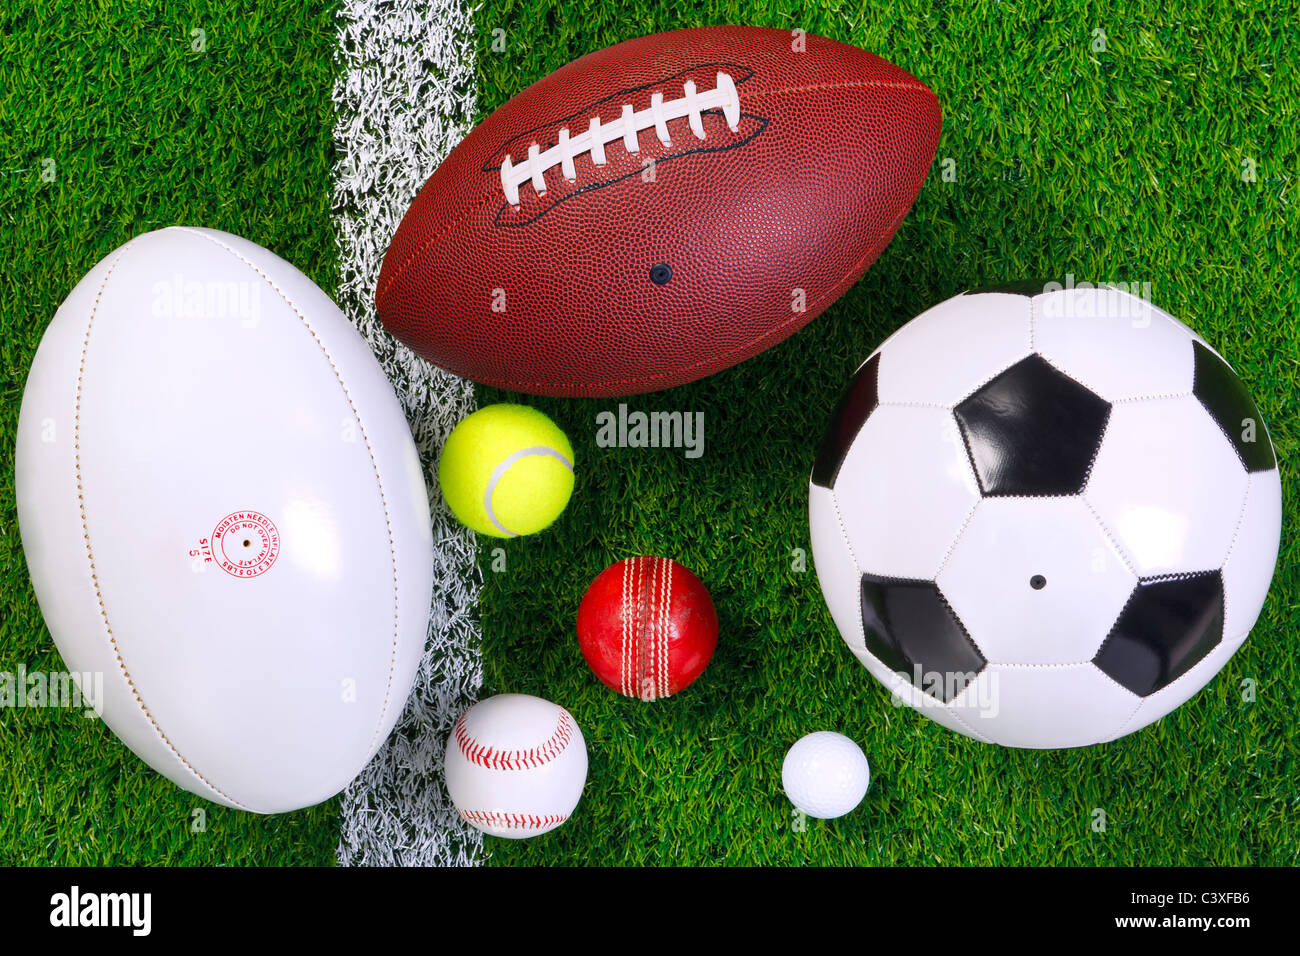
[438, 404, 575, 538]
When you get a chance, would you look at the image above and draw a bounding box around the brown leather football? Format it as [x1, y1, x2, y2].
[377, 26, 942, 397]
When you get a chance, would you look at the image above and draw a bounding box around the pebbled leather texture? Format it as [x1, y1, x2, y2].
[377, 26, 942, 396]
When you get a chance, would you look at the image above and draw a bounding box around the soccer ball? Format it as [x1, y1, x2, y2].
[809, 283, 1281, 748]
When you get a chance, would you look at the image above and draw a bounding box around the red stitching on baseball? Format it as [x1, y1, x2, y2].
[458, 809, 569, 829]
[455, 710, 575, 770]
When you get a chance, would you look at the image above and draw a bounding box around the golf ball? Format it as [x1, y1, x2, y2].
[781, 732, 870, 819]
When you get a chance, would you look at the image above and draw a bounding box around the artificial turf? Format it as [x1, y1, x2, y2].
[1, 0, 1296, 866]
[0, 2, 341, 865]
[471, 0, 1299, 866]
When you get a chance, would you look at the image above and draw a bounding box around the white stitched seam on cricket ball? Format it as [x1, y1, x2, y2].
[622, 558, 636, 696]
[656, 557, 671, 699]
[500, 72, 741, 205]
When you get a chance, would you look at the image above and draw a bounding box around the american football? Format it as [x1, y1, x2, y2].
[376, 25, 941, 396]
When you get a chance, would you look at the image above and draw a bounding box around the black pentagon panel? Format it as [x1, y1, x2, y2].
[1192, 341, 1276, 472]
[966, 279, 1062, 298]
[954, 355, 1111, 497]
[1093, 571, 1225, 697]
[812, 353, 880, 489]
[860, 575, 986, 703]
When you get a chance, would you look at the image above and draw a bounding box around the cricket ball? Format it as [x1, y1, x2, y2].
[576, 556, 719, 701]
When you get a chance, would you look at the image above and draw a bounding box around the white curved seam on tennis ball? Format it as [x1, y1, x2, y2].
[484, 445, 574, 536]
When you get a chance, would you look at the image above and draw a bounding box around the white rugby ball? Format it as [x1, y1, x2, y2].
[15, 226, 433, 814]
[445, 694, 587, 839]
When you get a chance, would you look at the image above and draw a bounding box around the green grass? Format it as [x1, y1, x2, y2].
[473, 0, 1299, 865]
[1, 0, 1295, 866]
[0, 1, 340, 864]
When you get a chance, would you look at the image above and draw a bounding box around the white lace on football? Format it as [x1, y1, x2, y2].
[500, 72, 740, 205]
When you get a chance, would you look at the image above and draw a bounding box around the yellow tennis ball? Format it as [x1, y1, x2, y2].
[438, 404, 575, 538]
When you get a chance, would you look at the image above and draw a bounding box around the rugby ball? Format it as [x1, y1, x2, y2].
[15, 227, 434, 813]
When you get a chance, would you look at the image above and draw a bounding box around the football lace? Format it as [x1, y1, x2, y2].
[500, 72, 740, 205]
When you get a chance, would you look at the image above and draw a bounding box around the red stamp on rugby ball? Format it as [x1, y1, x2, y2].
[194, 511, 280, 578]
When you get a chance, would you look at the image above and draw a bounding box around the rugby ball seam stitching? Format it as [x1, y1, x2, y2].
[454, 710, 575, 769]
[74, 238, 248, 811]
[180, 227, 406, 752]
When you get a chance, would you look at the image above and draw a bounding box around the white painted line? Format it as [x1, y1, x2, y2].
[332, 0, 483, 867]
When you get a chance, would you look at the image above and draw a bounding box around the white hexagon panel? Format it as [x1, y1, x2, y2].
[946, 663, 1142, 750]
[812, 356, 979, 581]
[937, 497, 1137, 666]
[1033, 285, 1209, 401]
[873, 291, 1033, 406]
[1085, 396, 1249, 578]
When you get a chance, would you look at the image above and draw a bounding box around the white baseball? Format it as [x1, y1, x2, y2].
[444, 694, 588, 839]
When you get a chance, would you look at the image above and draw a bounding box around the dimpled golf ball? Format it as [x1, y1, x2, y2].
[781, 732, 870, 819]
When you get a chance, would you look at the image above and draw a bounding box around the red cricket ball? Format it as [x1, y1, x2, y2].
[576, 556, 719, 701]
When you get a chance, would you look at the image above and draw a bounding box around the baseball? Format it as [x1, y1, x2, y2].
[444, 694, 588, 839]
